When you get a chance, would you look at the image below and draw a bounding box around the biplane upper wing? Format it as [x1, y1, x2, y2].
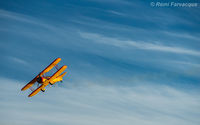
[48, 65, 67, 84]
[28, 84, 46, 97]
[21, 58, 61, 91]
[21, 76, 38, 91]
[39, 58, 61, 76]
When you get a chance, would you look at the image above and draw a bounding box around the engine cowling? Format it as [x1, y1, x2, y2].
[37, 77, 45, 83]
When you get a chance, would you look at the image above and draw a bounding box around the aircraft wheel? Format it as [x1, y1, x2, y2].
[41, 89, 45, 92]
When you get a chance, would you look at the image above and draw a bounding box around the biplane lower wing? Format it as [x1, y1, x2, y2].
[21, 76, 38, 91]
[28, 84, 46, 97]
[39, 58, 61, 76]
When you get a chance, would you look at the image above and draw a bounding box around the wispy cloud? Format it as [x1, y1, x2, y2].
[0, 9, 55, 31]
[163, 31, 199, 41]
[87, 0, 132, 5]
[7, 56, 29, 66]
[79, 32, 200, 56]
[107, 10, 126, 16]
[0, 77, 200, 125]
[0, 9, 83, 49]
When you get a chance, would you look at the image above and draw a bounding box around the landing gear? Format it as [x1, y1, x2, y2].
[41, 88, 45, 92]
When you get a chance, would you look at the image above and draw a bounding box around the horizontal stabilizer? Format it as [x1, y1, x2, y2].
[48, 65, 67, 84]
[50, 72, 67, 85]
[59, 72, 67, 78]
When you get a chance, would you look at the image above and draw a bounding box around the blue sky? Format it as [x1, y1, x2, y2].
[0, 0, 200, 125]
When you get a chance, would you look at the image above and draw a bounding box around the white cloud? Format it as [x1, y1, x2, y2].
[0, 9, 55, 31]
[107, 10, 126, 16]
[86, 0, 132, 5]
[163, 31, 199, 41]
[7, 56, 29, 66]
[0, 77, 199, 125]
[0, 9, 82, 49]
[79, 32, 200, 56]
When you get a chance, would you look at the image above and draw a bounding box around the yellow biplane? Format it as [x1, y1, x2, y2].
[21, 58, 67, 97]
